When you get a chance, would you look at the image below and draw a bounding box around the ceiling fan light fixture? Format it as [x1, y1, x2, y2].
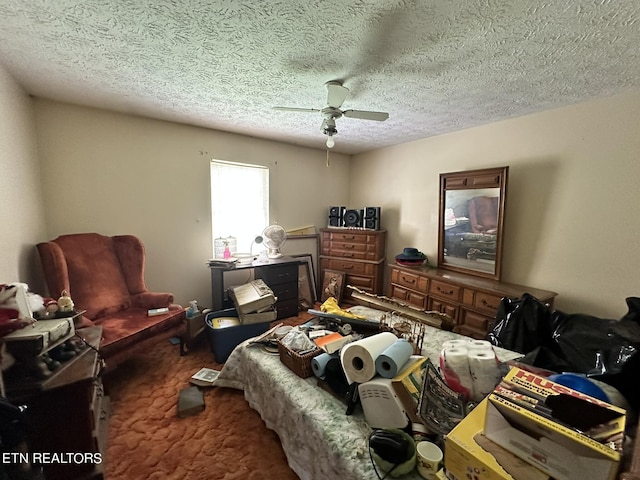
[323, 118, 337, 148]
[326, 135, 335, 149]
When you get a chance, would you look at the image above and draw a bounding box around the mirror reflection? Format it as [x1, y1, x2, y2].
[438, 166, 508, 280]
[443, 188, 500, 274]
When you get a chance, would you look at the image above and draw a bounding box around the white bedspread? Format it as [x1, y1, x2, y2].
[213, 310, 520, 480]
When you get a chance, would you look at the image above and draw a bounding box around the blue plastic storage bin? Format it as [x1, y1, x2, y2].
[205, 308, 271, 363]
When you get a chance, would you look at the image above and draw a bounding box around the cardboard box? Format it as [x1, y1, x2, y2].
[239, 305, 277, 325]
[229, 279, 276, 316]
[391, 356, 426, 424]
[205, 308, 271, 363]
[445, 398, 551, 480]
[484, 367, 625, 480]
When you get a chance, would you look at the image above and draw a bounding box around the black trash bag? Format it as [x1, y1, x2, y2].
[487, 293, 555, 354]
[521, 297, 640, 411]
[489, 295, 640, 410]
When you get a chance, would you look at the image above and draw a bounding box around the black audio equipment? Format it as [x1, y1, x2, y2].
[363, 206, 381, 230]
[342, 209, 363, 227]
[328, 206, 345, 227]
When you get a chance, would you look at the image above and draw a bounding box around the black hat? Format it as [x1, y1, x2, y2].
[395, 248, 427, 266]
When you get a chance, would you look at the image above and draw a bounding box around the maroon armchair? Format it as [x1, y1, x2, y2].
[37, 233, 185, 370]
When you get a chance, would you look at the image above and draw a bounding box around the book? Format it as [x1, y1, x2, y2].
[190, 367, 220, 387]
[177, 386, 205, 418]
[313, 332, 352, 354]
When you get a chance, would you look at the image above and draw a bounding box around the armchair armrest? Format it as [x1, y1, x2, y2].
[131, 292, 174, 310]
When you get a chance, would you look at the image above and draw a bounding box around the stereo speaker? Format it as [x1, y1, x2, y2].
[328, 206, 345, 227]
[342, 209, 363, 227]
[363, 206, 381, 230]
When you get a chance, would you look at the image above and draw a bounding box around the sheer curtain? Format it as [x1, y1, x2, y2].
[210, 160, 269, 256]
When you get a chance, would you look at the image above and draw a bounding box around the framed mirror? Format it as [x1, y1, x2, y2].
[437, 166, 509, 280]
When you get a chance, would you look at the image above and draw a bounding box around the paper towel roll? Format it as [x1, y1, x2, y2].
[340, 332, 398, 384]
[439, 346, 473, 398]
[311, 352, 336, 379]
[468, 349, 501, 402]
[375, 339, 414, 378]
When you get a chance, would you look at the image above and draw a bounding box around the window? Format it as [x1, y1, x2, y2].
[210, 160, 269, 256]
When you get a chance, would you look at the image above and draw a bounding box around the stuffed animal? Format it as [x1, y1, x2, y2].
[57, 290, 75, 313]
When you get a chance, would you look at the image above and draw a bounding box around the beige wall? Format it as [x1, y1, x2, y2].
[350, 89, 640, 318]
[33, 100, 350, 306]
[0, 64, 47, 291]
[4, 72, 639, 320]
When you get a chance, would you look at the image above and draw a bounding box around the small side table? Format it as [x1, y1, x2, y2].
[180, 310, 208, 355]
[4, 326, 108, 480]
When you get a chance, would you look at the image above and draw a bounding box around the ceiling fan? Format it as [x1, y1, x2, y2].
[273, 81, 389, 149]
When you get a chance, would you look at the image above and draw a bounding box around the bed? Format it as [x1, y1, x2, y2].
[213, 308, 520, 479]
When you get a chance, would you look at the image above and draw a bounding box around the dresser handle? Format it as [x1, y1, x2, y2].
[341, 252, 354, 257]
[344, 244, 355, 249]
[401, 276, 416, 285]
[437, 287, 454, 295]
[344, 235, 356, 240]
[341, 264, 354, 269]
[481, 299, 497, 309]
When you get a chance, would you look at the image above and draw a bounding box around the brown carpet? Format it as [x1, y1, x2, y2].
[103, 323, 301, 480]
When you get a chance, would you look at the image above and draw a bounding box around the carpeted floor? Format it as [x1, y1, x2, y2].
[103, 328, 300, 480]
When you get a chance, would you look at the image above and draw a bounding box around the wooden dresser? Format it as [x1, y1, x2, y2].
[388, 264, 557, 339]
[255, 260, 299, 319]
[320, 228, 387, 303]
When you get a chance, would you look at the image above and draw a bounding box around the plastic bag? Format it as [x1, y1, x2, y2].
[489, 295, 640, 411]
[487, 293, 555, 354]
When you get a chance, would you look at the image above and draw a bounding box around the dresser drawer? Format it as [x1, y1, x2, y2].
[256, 263, 297, 286]
[391, 268, 428, 293]
[323, 230, 378, 244]
[346, 274, 375, 291]
[320, 258, 376, 276]
[459, 309, 495, 339]
[270, 282, 298, 301]
[390, 284, 428, 309]
[276, 298, 299, 319]
[429, 280, 461, 301]
[322, 243, 380, 261]
[473, 291, 502, 314]
[428, 297, 459, 321]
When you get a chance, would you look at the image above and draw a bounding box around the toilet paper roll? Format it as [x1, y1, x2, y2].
[468, 339, 493, 351]
[441, 339, 470, 351]
[375, 339, 414, 378]
[340, 332, 398, 384]
[311, 352, 336, 379]
[468, 349, 501, 401]
[439, 346, 473, 398]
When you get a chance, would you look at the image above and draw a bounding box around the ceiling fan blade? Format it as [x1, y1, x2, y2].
[273, 107, 320, 113]
[343, 110, 389, 121]
[326, 82, 349, 109]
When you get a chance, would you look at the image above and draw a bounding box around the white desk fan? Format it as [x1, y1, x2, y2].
[262, 224, 287, 258]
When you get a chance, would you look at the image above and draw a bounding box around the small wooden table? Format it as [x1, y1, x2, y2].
[4, 326, 108, 480]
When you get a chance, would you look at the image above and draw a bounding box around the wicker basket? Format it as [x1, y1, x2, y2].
[277, 341, 323, 378]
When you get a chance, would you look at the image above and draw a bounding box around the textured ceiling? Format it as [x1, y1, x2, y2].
[0, 1, 639, 154]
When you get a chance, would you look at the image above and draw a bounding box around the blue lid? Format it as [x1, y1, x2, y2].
[548, 373, 609, 403]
